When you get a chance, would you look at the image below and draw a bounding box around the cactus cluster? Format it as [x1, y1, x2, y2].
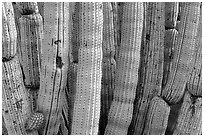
[2, 2, 202, 135]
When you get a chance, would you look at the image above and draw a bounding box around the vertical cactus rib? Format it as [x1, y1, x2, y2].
[161, 2, 201, 104]
[71, 2, 103, 135]
[162, 29, 178, 89]
[99, 2, 116, 134]
[2, 56, 38, 135]
[129, 2, 165, 135]
[70, 2, 80, 63]
[143, 96, 170, 135]
[18, 13, 43, 88]
[165, 2, 179, 29]
[2, 2, 17, 60]
[37, 2, 70, 135]
[186, 10, 202, 97]
[104, 2, 144, 135]
[173, 92, 202, 135]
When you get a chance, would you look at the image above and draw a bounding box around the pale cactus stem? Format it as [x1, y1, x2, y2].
[2, 56, 38, 135]
[17, 2, 39, 15]
[129, 2, 165, 135]
[2, 2, 17, 61]
[186, 10, 202, 96]
[143, 96, 170, 135]
[18, 13, 43, 88]
[161, 2, 201, 104]
[71, 2, 103, 135]
[99, 2, 116, 134]
[162, 29, 178, 89]
[104, 2, 143, 135]
[165, 2, 179, 29]
[173, 92, 202, 135]
[37, 2, 70, 135]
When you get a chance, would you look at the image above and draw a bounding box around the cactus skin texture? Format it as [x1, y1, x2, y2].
[67, 62, 78, 129]
[37, 2, 70, 135]
[129, 2, 165, 135]
[99, 2, 116, 135]
[25, 112, 45, 131]
[165, 2, 179, 29]
[2, 2, 17, 61]
[18, 13, 43, 88]
[162, 29, 178, 89]
[2, 56, 38, 135]
[186, 9, 202, 97]
[161, 2, 201, 104]
[143, 96, 170, 135]
[104, 3, 143, 135]
[70, 2, 103, 135]
[173, 92, 202, 135]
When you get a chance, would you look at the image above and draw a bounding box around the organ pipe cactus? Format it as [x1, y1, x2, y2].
[99, 2, 116, 134]
[2, 56, 38, 135]
[71, 2, 103, 135]
[2, 2, 17, 60]
[105, 2, 144, 135]
[161, 2, 201, 104]
[143, 96, 170, 135]
[36, 2, 71, 135]
[2, 2, 202, 135]
[173, 92, 202, 134]
[18, 13, 43, 88]
[129, 2, 165, 135]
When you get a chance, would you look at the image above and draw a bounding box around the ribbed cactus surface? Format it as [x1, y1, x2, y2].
[36, 2, 70, 135]
[71, 2, 103, 135]
[105, 3, 144, 135]
[2, 2, 202, 135]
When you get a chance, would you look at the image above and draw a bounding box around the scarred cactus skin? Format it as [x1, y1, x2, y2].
[25, 112, 45, 131]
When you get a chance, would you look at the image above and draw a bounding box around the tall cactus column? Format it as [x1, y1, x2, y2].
[18, 11, 43, 88]
[161, 2, 201, 105]
[36, 2, 71, 135]
[104, 3, 144, 135]
[129, 2, 165, 135]
[71, 2, 103, 135]
[99, 2, 116, 134]
[2, 2, 38, 135]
